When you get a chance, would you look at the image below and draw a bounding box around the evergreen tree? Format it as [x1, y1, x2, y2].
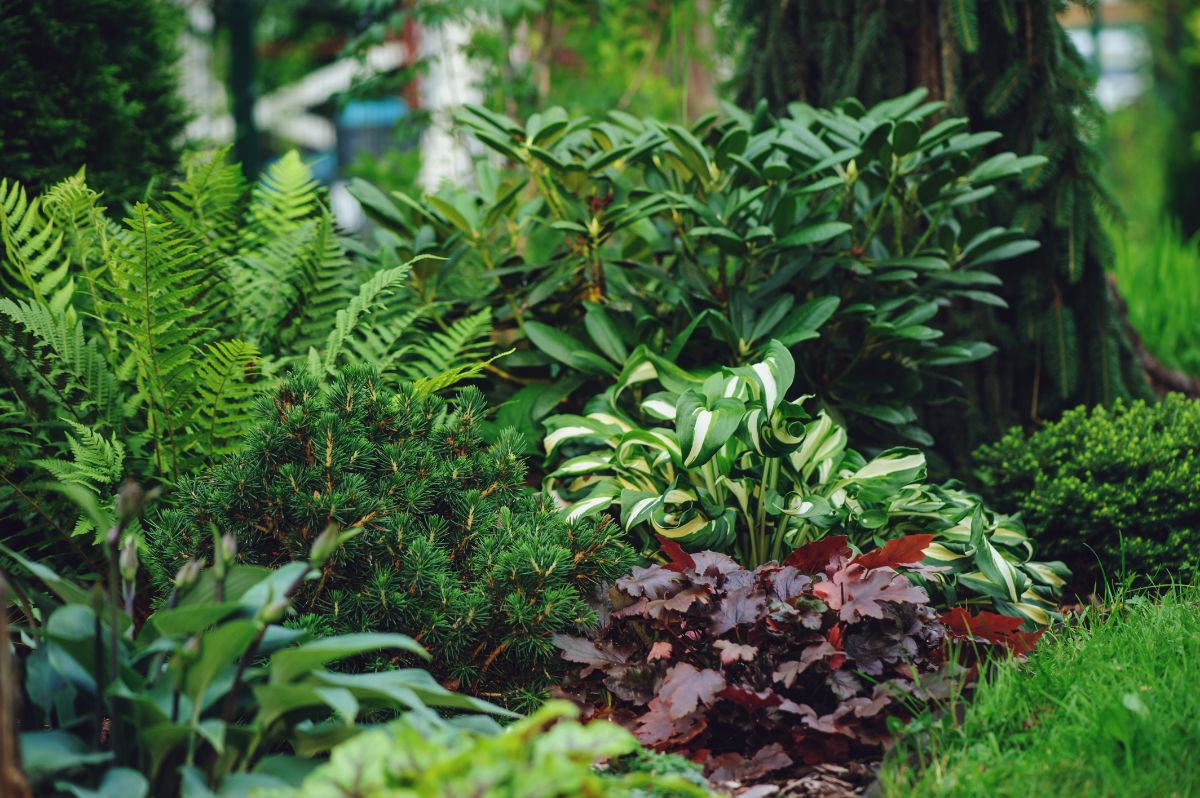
[730, 0, 1149, 463]
[0, 0, 187, 206]
[146, 367, 636, 708]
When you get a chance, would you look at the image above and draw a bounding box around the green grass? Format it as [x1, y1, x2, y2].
[1111, 220, 1200, 377]
[879, 584, 1200, 798]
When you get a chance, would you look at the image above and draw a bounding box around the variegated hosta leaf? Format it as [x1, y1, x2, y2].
[563, 484, 619, 522]
[731, 339, 795, 417]
[675, 390, 745, 468]
[542, 413, 625, 457]
[788, 412, 847, 482]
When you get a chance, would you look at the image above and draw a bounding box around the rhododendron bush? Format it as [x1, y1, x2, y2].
[553, 536, 1039, 782]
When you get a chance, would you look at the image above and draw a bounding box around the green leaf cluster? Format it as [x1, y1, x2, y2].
[350, 90, 1042, 454]
[974, 394, 1200, 583]
[145, 366, 636, 708]
[0, 152, 496, 566]
[728, 0, 1151, 459]
[254, 700, 712, 798]
[2, 522, 507, 798]
[545, 341, 1066, 627]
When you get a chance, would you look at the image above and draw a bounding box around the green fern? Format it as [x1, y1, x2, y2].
[313, 260, 416, 375]
[398, 307, 496, 382]
[247, 151, 321, 239]
[0, 178, 70, 306]
[32, 419, 125, 494]
[949, 0, 979, 53]
[0, 298, 122, 427]
[182, 339, 261, 461]
[162, 146, 248, 257]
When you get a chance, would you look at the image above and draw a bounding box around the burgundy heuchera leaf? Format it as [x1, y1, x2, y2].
[784, 535, 851, 574]
[659, 663, 727, 718]
[812, 564, 929, 622]
[853, 534, 934, 569]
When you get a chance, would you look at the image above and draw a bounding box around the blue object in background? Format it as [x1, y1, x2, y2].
[336, 98, 409, 173]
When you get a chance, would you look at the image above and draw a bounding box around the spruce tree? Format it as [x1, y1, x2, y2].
[147, 367, 636, 708]
[730, 0, 1149, 462]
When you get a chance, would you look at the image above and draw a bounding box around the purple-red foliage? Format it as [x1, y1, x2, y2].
[553, 535, 958, 781]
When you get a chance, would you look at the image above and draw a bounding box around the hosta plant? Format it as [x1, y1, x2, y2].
[146, 366, 636, 709]
[545, 341, 1067, 626]
[553, 536, 1042, 781]
[1, 487, 506, 798]
[257, 701, 712, 798]
[351, 89, 1044, 454]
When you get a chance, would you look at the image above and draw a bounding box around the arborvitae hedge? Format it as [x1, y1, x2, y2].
[0, 0, 187, 206]
[147, 367, 636, 708]
[974, 394, 1200, 583]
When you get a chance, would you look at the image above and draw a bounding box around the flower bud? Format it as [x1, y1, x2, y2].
[259, 596, 291, 624]
[220, 533, 238, 565]
[174, 558, 203, 591]
[181, 634, 202, 660]
[309, 523, 340, 568]
[119, 536, 138, 583]
[115, 480, 146, 528]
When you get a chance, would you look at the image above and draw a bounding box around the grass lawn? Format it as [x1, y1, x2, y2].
[880, 584, 1200, 798]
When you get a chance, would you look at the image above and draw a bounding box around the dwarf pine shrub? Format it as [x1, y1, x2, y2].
[147, 366, 636, 707]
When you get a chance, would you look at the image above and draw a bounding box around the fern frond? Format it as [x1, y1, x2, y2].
[343, 303, 425, 374]
[105, 204, 215, 474]
[229, 218, 317, 345]
[0, 178, 68, 304]
[411, 348, 513, 396]
[248, 150, 321, 239]
[949, 0, 979, 53]
[398, 308, 495, 382]
[286, 212, 360, 352]
[32, 419, 125, 494]
[315, 261, 415, 375]
[162, 146, 248, 256]
[0, 298, 122, 427]
[181, 339, 261, 461]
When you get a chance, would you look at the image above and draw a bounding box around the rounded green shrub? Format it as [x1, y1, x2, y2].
[973, 394, 1200, 582]
[147, 367, 636, 707]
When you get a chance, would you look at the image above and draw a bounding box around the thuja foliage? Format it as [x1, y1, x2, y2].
[259, 701, 712, 798]
[0, 0, 187, 206]
[546, 342, 1068, 627]
[729, 0, 1149, 457]
[974, 395, 1200, 582]
[146, 367, 636, 708]
[554, 537, 1040, 781]
[0, 151, 492, 566]
[0, 490, 506, 798]
[351, 91, 1042, 453]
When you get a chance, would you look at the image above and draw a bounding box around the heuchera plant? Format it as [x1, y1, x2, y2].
[553, 535, 1040, 782]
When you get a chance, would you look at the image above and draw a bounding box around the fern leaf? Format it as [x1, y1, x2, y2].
[182, 339, 261, 460]
[0, 178, 66, 304]
[411, 348, 514, 396]
[398, 308, 495, 382]
[287, 211, 359, 352]
[949, 0, 979, 53]
[248, 151, 321, 240]
[317, 261, 415, 375]
[162, 146, 248, 256]
[33, 420, 125, 494]
[0, 298, 121, 427]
